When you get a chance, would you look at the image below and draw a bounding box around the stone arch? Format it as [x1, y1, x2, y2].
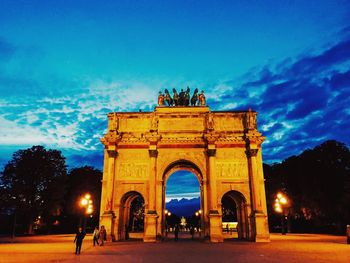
[119, 191, 145, 240]
[163, 159, 203, 183]
[221, 190, 249, 239]
[161, 159, 205, 237]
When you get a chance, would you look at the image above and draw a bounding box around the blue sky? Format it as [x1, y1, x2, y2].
[1, 1, 350, 199]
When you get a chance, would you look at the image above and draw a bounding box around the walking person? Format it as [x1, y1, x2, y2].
[73, 227, 86, 255]
[190, 225, 195, 240]
[174, 224, 179, 241]
[99, 225, 106, 246]
[93, 226, 99, 246]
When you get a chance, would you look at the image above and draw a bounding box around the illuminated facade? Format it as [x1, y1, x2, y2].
[100, 106, 270, 242]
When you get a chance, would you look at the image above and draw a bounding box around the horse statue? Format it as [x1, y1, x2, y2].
[184, 86, 190, 106]
[191, 88, 198, 106]
[172, 88, 179, 106]
[164, 89, 173, 106]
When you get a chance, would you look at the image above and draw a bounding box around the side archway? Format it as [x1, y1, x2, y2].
[119, 191, 145, 240]
[221, 190, 249, 239]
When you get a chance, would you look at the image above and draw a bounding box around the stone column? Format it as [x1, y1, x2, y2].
[207, 146, 223, 242]
[100, 147, 117, 241]
[246, 148, 270, 242]
[144, 147, 158, 242]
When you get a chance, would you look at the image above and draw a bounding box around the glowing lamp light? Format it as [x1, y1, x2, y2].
[195, 212, 199, 216]
[164, 209, 168, 214]
[167, 212, 171, 216]
[280, 197, 287, 204]
[85, 194, 91, 200]
[81, 198, 88, 206]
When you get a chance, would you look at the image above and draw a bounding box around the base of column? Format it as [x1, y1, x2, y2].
[100, 211, 116, 241]
[143, 211, 158, 243]
[253, 212, 270, 242]
[208, 210, 223, 243]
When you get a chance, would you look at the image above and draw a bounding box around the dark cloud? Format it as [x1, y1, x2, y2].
[212, 34, 350, 163]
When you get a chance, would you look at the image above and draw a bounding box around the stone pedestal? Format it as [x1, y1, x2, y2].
[253, 212, 270, 242]
[100, 211, 115, 241]
[208, 211, 223, 243]
[143, 212, 158, 242]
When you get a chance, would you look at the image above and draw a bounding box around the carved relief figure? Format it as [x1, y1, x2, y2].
[207, 112, 214, 130]
[150, 115, 159, 131]
[246, 108, 256, 130]
[198, 90, 206, 106]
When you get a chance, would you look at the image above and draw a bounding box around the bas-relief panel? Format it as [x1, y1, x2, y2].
[214, 116, 243, 131]
[216, 161, 248, 179]
[118, 162, 149, 179]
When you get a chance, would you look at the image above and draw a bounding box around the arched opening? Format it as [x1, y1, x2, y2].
[221, 190, 248, 240]
[119, 191, 145, 240]
[162, 160, 203, 240]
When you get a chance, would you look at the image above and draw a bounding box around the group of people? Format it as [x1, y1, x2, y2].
[73, 225, 107, 255]
[158, 87, 206, 107]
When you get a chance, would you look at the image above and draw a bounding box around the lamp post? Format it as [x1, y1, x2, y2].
[80, 193, 93, 231]
[164, 209, 171, 236]
[195, 209, 202, 235]
[274, 192, 289, 235]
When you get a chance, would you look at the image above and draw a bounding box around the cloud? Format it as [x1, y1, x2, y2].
[1, 30, 350, 171]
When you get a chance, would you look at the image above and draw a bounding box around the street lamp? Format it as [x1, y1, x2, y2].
[274, 192, 289, 235]
[195, 209, 202, 235]
[80, 193, 93, 231]
[164, 209, 172, 236]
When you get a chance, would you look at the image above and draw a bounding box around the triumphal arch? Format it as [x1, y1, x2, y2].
[100, 91, 270, 242]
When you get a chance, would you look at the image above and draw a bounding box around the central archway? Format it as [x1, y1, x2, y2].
[162, 160, 205, 239]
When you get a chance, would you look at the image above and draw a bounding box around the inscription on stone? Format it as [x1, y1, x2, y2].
[118, 162, 148, 179]
[216, 162, 248, 178]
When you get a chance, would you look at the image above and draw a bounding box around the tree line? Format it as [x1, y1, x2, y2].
[0, 146, 102, 235]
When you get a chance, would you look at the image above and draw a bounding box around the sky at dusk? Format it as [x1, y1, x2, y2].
[1, 1, 350, 200]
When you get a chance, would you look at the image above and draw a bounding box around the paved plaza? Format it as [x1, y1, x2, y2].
[0, 233, 349, 263]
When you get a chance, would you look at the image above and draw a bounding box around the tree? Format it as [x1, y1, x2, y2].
[63, 166, 102, 232]
[264, 140, 350, 234]
[0, 146, 67, 235]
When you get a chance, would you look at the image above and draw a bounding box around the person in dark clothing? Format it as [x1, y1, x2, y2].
[174, 224, 179, 241]
[74, 227, 86, 255]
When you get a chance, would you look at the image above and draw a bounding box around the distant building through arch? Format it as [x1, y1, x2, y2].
[100, 105, 270, 242]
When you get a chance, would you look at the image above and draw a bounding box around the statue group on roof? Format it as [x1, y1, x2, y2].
[158, 87, 206, 107]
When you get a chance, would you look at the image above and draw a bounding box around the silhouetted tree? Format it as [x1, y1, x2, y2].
[0, 146, 67, 235]
[265, 140, 350, 234]
[63, 166, 102, 232]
